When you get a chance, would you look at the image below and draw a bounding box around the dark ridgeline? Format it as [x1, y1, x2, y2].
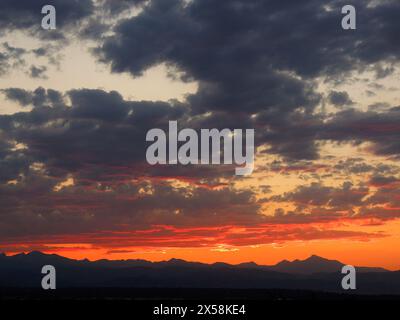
[0, 251, 399, 298]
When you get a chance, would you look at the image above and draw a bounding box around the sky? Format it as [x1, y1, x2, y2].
[1, 0, 400, 270]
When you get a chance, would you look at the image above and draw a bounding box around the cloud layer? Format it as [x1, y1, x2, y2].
[0, 0, 400, 254]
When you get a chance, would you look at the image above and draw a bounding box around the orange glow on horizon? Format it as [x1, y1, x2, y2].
[4, 219, 400, 271]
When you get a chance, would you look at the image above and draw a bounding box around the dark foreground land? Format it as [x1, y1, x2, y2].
[1, 288, 399, 320]
[2, 253, 399, 318]
[1, 287, 400, 301]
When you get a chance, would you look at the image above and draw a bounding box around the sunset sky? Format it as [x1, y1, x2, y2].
[1, 0, 400, 270]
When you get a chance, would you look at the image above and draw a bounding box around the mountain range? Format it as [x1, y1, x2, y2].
[0, 252, 399, 295]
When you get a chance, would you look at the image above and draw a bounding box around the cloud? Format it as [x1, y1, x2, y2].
[1, 86, 399, 239]
[95, 0, 400, 97]
[101, 0, 148, 15]
[28, 65, 48, 79]
[0, 0, 94, 34]
[91, 0, 400, 160]
[1, 87, 64, 108]
[0, 88, 229, 182]
[1, 0, 400, 253]
[328, 91, 353, 107]
[272, 182, 368, 208]
[0, 42, 26, 75]
[322, 107, 400, 158]
[0, 174, 261, 240]
[97, 0, 400, 76]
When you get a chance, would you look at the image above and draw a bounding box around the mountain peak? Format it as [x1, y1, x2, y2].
[269, 255, 344, 274]
[275, 259, 290, 266]
[305, 255, 329, 261]
[0, 251, 394, 295]
[238, 262, 259, 267]
[27, 251, 46, 256]
[166, 258, 189, 265]
[0, 251, 389, 274]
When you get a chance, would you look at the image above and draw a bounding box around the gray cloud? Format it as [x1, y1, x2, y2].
[322, 107, 400, 158]
[272, 181, 368, 209]
[328, 91, 353, 107]
[1, 0, 400, 249]
[91, 0, 400, 160]
[28, 65, 48, 79]
[0, 42, 26, 75]
[0, 0, 94, 34]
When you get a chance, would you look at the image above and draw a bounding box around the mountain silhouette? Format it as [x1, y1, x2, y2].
[272, 255, 343, 274]
[268, 255, 387, 274]
[0, 252, 398, 295]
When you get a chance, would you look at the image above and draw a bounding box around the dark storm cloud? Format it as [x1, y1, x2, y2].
[369, 175, 399, 188]
[0, 174, 261, 239]
[91, 0, 400, 160]
[0, 91, 66, 181]
[332, 158, 391, 175]
[96, 0, 400, 99]
[0, 139, 30, 184]
[1, 88, 32, 107]
[360, 178, 400, 220]
[96, 0, 327, 113]
[0, 85, 264, 243]
[1, 87, 64, 108]
[0, 167, 392, 242]
[271, 182, 368, 208]
[258, 110, 322, 160]
[1, 88, 197, 182]
[3, 0, 400, 162]
[2, 0, 400, 249]
[321, 107, 400, 158]
[68, 89, 129, 121]
[328, 91, 353, 107]
[79, 0, 148, 40]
